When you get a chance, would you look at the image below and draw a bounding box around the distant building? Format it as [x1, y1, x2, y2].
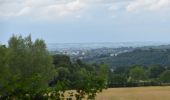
[110, 53, 118, 57]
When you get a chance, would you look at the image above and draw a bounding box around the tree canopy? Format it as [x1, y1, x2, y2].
[0, 35, 108, 100]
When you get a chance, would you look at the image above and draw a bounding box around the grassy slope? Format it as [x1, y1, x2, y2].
[96, 86, 170, 100]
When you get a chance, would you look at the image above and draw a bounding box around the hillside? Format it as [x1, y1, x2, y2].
[84, 48, 170, 68]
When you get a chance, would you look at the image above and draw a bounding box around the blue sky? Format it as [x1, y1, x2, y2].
[0, 0, 170, 44]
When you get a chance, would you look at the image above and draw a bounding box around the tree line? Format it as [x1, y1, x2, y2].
[0, 35, 108, 100]
[108, 65, 170, 87]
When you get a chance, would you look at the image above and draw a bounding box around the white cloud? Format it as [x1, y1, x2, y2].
[1, 0, 170, 20]
[0, 0, 87, 20]
[126, 0, 170, 12]
[150, 0, 170, 10]
[16, 7, 31, 16]
[0, 0, 120, 20]
[41, 0, 85, 20]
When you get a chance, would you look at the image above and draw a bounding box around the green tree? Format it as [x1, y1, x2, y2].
[52, 56, 109, 100]
[73, 63, 108, 100]
[147, 66, 165, 79]
[129, 66, 146, 82]
[1, 35, 56, 99]
[0, 45, 11, 96]
[110, 74, 127, 84]
[159, 70, 170, 83]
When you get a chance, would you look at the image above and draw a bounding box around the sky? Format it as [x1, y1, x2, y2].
[0, 0, 170, 44]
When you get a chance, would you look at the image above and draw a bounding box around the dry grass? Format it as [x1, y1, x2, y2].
[96, 86, 170, 100]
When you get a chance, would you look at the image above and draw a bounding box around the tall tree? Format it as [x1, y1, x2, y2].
[0, 45, 11, 96]
[1, 35, 56, 99]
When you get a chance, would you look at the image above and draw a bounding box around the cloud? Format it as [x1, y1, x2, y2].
[0, 0, 119, 19]
[126, 0, 170, 12]
[0, 0, 87, 20]
[41, 0, 85, 20]
[0, 0, 170, 21]
[16, 7, 31, 16]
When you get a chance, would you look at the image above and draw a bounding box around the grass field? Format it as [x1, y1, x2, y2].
[96, 86, 170, 100]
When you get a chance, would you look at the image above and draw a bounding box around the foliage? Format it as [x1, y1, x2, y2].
[147, 66, 165, 79]
[86, 49, 170, 68]
[51, 56, 109, 100]
[0, 34, 108, 99]
[129, 66, 147, 82]
[160, 70, 170, 83]
[0, 35, 56, 99]
[0, 35, 108, 99]
[109, 74, 127, 84]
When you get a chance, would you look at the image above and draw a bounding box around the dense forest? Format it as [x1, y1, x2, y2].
[85, 48, 170, 68]
[1, 35, 170, 100]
